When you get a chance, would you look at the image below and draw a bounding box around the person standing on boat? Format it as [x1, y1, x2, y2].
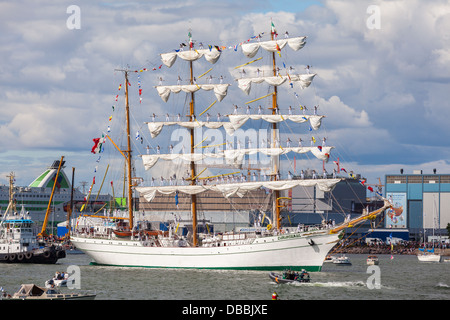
[286, 138, 292, 148]
[301, 105, 307, 115]
[305, 65, 311, 74]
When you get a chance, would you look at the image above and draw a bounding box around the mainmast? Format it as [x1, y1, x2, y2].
[270, 26, 281, 231]
[188, 32, 198, 247]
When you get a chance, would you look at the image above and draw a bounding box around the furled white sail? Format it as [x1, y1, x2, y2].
[142, 153, 223, 170]
[147, 121, 235, 138]
[241, 36, 307, 58]
[156, 84, 230, 102]
[223, 146, 333, 165]
[141, 146, 333, 170]
[147, 115, 323, 139]
[161, 48, 222, 68]
[228, 114, 324, 131]
[136, 178, 340, 202]
[237, 74, 316, 95]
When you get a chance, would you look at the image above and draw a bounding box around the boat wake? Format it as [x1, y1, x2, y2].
[271, 280, 397, 290]
[270, 280, 366, 288]
[304, 281, 366, 288]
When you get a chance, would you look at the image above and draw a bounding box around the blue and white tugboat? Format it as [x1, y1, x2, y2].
[0, 172, 65, 264]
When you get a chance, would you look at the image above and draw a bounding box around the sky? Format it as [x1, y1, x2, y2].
[1, 0, 450, 195]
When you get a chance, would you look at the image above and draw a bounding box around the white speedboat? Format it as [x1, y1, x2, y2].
[45, 272, 69, 288]
[332, 255, 352, 265]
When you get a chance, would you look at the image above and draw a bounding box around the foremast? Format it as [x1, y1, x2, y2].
[111, 69, 134, 229]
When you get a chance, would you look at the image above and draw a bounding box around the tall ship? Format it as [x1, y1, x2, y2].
[71, 23, 391, 271]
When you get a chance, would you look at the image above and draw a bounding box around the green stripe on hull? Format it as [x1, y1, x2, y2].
[89, 262, 322, 272]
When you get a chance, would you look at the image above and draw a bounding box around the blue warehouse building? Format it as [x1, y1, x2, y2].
[385, 170, 450, 240]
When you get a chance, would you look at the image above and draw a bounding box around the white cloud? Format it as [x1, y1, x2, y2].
[1, 0, 449, 189]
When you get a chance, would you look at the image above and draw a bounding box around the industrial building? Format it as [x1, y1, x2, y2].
[385, 170, 450, 240]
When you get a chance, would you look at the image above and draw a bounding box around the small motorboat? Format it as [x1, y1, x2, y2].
[5, 284, 96, 300]
[417, 253, 442, 262]
[366, 255, 379, 265]
[332, 255, 352, 265]
[45, 272, 69, 288]
[269, 270, 311, 284]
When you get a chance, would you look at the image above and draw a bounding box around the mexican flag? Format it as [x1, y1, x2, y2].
[271, 22, 277, 35]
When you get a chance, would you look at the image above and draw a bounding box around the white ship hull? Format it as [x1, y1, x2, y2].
[71, 231, 339, 271]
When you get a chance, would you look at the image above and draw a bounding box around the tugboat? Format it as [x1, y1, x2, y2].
[0, 160, 66, 264]
[0, 206, 66, 264]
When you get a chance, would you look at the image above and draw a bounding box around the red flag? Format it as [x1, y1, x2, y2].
[91, 138, 100, 154]
[368, 186, 374, 192]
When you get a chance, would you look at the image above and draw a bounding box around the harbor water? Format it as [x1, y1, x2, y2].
[1, 253, 448, 300]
